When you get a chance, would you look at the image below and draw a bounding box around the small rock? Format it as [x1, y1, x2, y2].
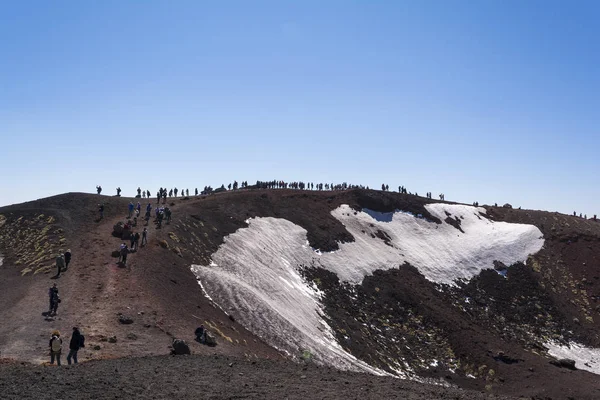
[108, 336, 117, 344]
[126, 333, 138, 340]
[93, 345, 101, 351]
[118, 314, 134, 324]
[229, 363, 234, 367]
[171, 338, 190, 355]
[550, 358, 577, 370]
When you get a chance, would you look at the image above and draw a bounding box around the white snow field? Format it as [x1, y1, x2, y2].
[546, 342, 600, 375]
[191, 203, 544, 373]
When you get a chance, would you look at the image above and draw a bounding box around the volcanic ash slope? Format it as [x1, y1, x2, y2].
[191, 204, 544, 373]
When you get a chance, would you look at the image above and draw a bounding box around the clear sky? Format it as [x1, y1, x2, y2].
[1, 1, 599, 215]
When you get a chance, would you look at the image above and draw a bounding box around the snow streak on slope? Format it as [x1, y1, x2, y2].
[546, 342, 600, 375]
[191, 204, 544, 373]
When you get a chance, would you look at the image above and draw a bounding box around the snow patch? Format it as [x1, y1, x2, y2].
[546, 342, 600, 375]
[191, 204, 544, 375]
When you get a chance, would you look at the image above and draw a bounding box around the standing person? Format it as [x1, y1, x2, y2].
[49, 330, 63, 366]
[134, 231, 141, 250]
[128, 202, 134, 218]
[165, 207, 172, 224]
[67, 327, 83, 365]
[98, 203, 105, 220]
[64, 249, 72, 270]
[116, 187, 121, 196]
[195, 188, 198, 196]
[137, 202, 141, 214]
[130, 232, 136, 249]
[120, 244, 129, 266]
[137, 187, 142, 197]
[48, 283, 59, 315]
[96, 185, 102, 194]
[174, 188, 178, 197]
[54, 253, 65, 278]
[141, 228, 148, 246]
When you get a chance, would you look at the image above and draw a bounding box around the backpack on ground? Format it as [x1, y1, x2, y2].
[51, 337, 62, 352]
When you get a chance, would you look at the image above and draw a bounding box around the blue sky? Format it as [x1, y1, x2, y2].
[1, 1, 599, 215]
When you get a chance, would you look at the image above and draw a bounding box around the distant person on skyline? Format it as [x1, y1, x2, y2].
[174, 188, 178, 197]
[116, 187, 121, 196]
[137, 187, 142, 197]
[96, 185, 102, 194]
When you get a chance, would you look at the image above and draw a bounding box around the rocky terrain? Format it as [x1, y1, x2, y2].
[1, 188, 600, 399]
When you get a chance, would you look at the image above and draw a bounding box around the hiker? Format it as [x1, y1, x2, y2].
[146, 190, 151, 198]
[119, 243, 126, 262]
[165, 207, 172, 223]
[137, 187, 142, 197]
[120, 244, 129, 265]
[67, 327, 84, 365]
[48, 283, 59, 315]
[142, 191, 146, 199]
[137, 202, 141, 214]
[134, 231, 141, 250]
[54, 253, 65, 278]
[98, 204, 104, 219]
[130, 232, 136, 249]
[96, 185, 102, 194]
[174, 188, 178, 197]
[128, 202, 134, 218]
[195, 325, 206, 344]
[195, 188, 198, 196]
[64, 249, 72, 270]
[186, 189, 189, 196]
[141, 228, 148, 246]
[49, 330, 63, 366]
[116, 187, 121, 196]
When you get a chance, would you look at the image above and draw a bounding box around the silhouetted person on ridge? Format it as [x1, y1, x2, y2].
[116, 187, 121, 196]
[137, 187, 142, 197]
[96, 185, 102, 195]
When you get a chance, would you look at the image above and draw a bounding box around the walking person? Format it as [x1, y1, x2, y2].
[141, 228, 148, 246]
[134, 231, 141, 251]
[120, 244, 129, 266]
[49, 330, 63, 366]
[67, 327, 84, 365]
[130, 232, 136, 250]
[54, 253, 65, 278]
[48, 283, 59, 315]
[64, 249, 72, 270]
[128, 202, 134, 218]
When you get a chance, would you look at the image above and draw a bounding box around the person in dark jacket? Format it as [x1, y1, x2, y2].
[67, 327, 83, 365]
[120, 244, 129, 266]
[48, 283, 59, 315]
[64, 249, 72, 270]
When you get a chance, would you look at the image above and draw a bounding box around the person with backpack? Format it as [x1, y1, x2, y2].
[54, 253, 65, 278]
[64, 249, 72, 270]
[120, 244, 129, 266]
[67, 327, 84, 365]
[49, 330, 63, 365]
